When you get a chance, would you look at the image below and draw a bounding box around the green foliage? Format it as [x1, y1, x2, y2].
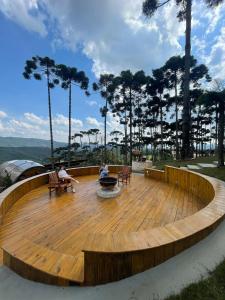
[55, 64, 89, 90]
[166, 260, 225, 300]
[0, 147, 51, 164]
[142, 0, 159, 17]
[205, 0, 224, 7]
[142, 0, 223, 159]
[23, 56, 58, 85]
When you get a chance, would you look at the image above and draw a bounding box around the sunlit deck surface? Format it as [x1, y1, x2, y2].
[0, 173, 206, 284]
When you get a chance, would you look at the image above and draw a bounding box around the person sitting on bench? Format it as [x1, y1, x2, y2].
[58, 166, 79, 193]
[99, 164, 109, 178]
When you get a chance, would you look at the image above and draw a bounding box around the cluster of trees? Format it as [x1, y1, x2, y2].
[93, 55, 225, 165]
[22, 54, 225, 168]
[52, 128, 124, 166]
[141, 0, 224, 166]
[23, 56, 89, 168]
[22, 0, 225, 168]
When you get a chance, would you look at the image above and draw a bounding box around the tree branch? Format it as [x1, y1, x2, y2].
[157, 0, 171, 8]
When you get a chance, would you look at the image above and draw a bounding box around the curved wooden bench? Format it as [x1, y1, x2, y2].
[3, 237, 84, 285]
[0, 166, 123, 285]
[0, 165, 225, 286]
[81, 166, 225, 284]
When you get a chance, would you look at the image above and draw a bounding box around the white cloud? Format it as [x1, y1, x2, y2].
[54, 114, 83, 127]
[0, 112, 84, 142]
[0, 111, 122, 144]
[1, 0, 225, 80]
[10, 119, 39, 130]
[0, 0, 47, 36]
[192, 0, 225, 33]
[204, 27, 225, 79]
[2, 0, 225, 79]
[0, 0, 184, 77]
[86, 100, 98, 107]
[0, 111, 7, 118]
[107, 112, 123, 132]
[24, 112, 48, 125]
[86, 117, 103, 128]
[24, 112, 83, 128]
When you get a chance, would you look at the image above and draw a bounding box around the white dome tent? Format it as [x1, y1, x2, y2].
[0, 160, 45, 183]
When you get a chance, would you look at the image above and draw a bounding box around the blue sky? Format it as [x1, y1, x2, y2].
[0, 12, 102, 124]
[0, 0, 225, 142]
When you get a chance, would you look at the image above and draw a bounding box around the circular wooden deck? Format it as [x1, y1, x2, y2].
[0, 166, 225, 286]
[1, 173, 204, 248]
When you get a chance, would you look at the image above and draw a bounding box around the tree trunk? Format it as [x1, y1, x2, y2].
[124, 110, 128, 165]
[217, 101, 224, 167]
[104, 99, 107, 163]
[181, 0, 192, 160]
[116, 138, 119, 163]
[209, 121, 212, 154]
[129, 88, 133, 166]
[160, 94, 163, 160]
[68, 82, 72, 167]
[196, 108, 200, 158]
[47, 67, 54, 169]
[215, 103, 218, 153]
[175, 75, 179, 160]
[137, 99, 141, 151]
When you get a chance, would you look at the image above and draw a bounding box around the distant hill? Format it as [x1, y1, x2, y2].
[0, 147, 51, 164]
[0, 137, 66, 148]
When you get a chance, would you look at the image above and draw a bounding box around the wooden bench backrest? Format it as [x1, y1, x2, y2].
[121, 166, 131, 175]
[49, 172, 59, 185]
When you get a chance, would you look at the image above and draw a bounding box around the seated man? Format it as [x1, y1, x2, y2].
[99, 164, 109, 178]
[58, 166, 79, 193]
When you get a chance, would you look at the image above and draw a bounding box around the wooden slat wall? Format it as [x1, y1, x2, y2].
[3, 250, 70, 286]
[0, 174, 49, 224]
[164, 166, 215, 204]
[144, 166, 214, 204]
[144, 168, 165, 181]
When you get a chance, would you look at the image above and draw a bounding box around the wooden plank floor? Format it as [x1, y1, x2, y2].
[0, 174, 205, 283]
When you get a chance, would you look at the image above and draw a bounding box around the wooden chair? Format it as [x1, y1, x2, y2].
[118, 166, 131, 185]
[48, 172, 72, 196]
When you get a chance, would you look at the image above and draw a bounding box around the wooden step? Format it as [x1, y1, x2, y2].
[2, 237, 84, 285]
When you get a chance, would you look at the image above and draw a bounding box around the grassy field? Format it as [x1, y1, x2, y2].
[154, 156, 217, 170]
[155, 156, 225, 300]
[195, 167, 225, 182]
[166, 262, 225, 300]
[153, 156, 225, 182]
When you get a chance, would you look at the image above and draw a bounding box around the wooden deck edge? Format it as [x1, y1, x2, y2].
[2, 249, 83, 286]
[82, 167, 225, 285]
[1, 165, 225, 286]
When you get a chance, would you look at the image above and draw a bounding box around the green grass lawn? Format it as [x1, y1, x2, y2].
[154, 156, 217, 170]
[195, 167, 225, 182]
[166, 262, 225, 300]
[155, 156, 225, 300]
[153, 155, 225, 182]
